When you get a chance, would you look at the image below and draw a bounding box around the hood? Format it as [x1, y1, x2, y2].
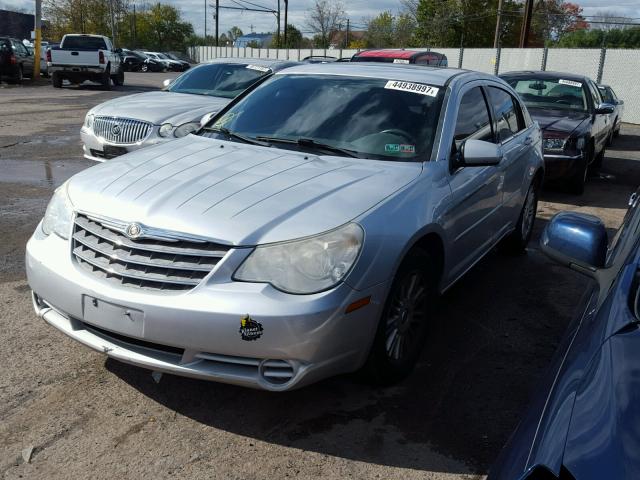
[91, 91, 230, 126]
[528, 108, 589, 136]
[67, 135, 422, 245]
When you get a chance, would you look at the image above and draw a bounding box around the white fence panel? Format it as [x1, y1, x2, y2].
[461, 48, 497, 74]
[546, 48, 600, 80]
[437, 48, 461, 69]
[499, 48, 543, 74]
[601, 49, 640, 124]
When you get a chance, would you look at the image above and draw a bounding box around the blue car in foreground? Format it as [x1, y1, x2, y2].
[490, 188, 640, 479]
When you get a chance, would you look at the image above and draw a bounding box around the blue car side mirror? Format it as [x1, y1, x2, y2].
[541, 212, 608, 276]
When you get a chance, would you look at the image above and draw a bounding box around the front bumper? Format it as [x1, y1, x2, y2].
[81, 126, 168, 162]
[26, 227, 387, 391]
[542, 152, 583, 181]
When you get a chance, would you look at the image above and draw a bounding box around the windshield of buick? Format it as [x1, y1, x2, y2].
[503, 76, 588, 112]
[202, 74, 444, 160]
[167, 63, 269, 98]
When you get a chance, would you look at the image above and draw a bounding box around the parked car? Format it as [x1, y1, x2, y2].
[143, 51, 182, 71]
[163, 52, 190, 71]
[598, 84, 624, 143]
[0, 36, 34, 83]
[132, 51, 164, 72]
[490, 189, 640, 480]
[27, 63, 544, 391]
[351, 49, 448, 67]
[81, 58, 298, 161]
[47, 34, 124, 89]
[302, 55, 338, 63]
[119, 48, 145, 72]
[167, 51, 196, 64]
[501, 71, 615, 194]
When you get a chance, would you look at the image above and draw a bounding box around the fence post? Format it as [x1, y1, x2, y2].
[541, 47, 548, 71]
[494, 46, 501, 75]
[339, 48, 342, 59]
[597, 47, 606, 83]
[297, 49, 300, 61]
[458, 47, 464, 69]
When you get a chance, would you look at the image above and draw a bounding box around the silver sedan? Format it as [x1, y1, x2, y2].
[28, 63, 544, 391]
[81, 58, 298, 161]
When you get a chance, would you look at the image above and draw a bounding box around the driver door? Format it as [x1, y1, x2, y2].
[444, 84, 504, 284]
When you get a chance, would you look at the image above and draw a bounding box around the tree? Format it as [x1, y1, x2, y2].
[273, 24, 304, 48]
[557, 26, 640, 48]
[365, 11, 417, 48]
[305, 0, 345, 48]
[227, 26, 243, 43]
[530, 0, 589, 45]
[246, 40, 260, 48]
[133, 3, 194, 51]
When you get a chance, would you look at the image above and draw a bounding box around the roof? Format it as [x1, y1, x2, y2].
[275, 62, 471, 87]
[355, 49, 443, 60]
[199, 57, 300, 72]
[500, 70, 591, 82]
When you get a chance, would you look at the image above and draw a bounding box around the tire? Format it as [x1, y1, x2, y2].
[361, 248, 437, 385]
[501, 181, 539, 254]
[614, 126, 620, 138]
[568, 152, 588, 195]
[52, 72, 62, 88]
[141, 63, 148, 72]
[593, 147, 605, 170]
[113, 69, 124, 86]
[9, 65, 23, 84]
[101, 69, 111, 90]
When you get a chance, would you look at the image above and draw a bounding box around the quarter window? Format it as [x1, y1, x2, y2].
[487, 87, 523, 143]
[453, 87, 493, 152]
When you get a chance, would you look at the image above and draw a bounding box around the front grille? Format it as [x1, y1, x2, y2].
[93, 116, 152, 144]
[72, 214, 230, 291]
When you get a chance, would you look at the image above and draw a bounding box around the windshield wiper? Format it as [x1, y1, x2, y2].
[255, 136, 360, 158]
[203, 127, 270, 146]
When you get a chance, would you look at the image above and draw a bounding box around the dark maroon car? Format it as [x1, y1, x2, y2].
[351, 48, 448, 67]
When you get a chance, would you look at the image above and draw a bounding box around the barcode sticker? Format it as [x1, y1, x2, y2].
[393, 59, 410, 64]
[559, 79, 582, 88]
[246, 64, 270, 72]
[384, 80, 439, 97]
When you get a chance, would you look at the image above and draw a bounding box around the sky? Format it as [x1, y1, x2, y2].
[2, 0, 639, 37]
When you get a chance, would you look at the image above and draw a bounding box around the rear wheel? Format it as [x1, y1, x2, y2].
[361, 249, 436, 385]
[112, 69, 124, 86]
[101, 69, 111, 90]
[9, 65, 23, 84]
[52, 72, 62, 88]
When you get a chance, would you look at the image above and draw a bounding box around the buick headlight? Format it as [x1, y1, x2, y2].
[84, 113, 94, 129]
[174, 122, 200, 138]
[234, 223, 364, 294]
[41, 183, 73, 239]
[159, 123, 173, 137]
[543, 138, 566, 151]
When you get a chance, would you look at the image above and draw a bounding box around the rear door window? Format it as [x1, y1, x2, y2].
[487, 87, 524, 143]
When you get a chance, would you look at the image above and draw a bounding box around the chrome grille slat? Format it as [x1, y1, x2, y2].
[72, 214, 230, 291]
[93, 116, 152, 144]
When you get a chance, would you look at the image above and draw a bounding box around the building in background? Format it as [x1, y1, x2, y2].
[0, 9, 34, 40]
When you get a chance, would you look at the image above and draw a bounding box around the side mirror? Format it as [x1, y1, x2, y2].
[595, 103, 615, 115]
[459, 139, 502, 167]
[162, 78, 172, 88]
[541, 212, 608, 277]
[618, 99, 624, 106]
[200, 111, 218, 127]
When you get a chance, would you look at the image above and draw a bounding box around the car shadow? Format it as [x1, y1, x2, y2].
[107, 217, 587, 475]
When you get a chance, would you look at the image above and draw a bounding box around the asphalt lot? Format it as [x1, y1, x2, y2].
[1, 72, 639, 479]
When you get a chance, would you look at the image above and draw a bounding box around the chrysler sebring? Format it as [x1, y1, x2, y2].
[27, 63, 544, 391]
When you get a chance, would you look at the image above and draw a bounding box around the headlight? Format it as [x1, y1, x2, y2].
[84, 113, 94, 129]
[543, 137, 566, 151]
[174, 122, 200, 138]
[234, 223, 364, 294]
[158, 123, 173, 137]
[41, 183, 73, 239]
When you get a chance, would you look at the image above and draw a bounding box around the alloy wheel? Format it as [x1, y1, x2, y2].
[521, 186, 537, 240]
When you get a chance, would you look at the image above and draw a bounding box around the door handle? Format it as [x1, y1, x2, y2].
[524, 136, 533, 145]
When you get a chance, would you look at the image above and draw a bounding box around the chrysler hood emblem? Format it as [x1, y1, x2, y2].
[125, 223, 142, 239]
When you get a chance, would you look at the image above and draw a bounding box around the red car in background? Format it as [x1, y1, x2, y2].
[351, 49, 448, 67]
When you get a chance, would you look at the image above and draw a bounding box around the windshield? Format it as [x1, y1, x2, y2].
[502, 76, 588, 112]
[168, 63, 269, 98]
[202, 74, 444, 161]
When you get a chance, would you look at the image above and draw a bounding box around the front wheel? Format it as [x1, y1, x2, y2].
[361, 249, 436, 385]
[501, 181, 538, 254]
[568, 148, 590, 195]
[141, 63, 148, 72]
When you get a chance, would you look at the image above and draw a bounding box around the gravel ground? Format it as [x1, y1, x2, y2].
[1, 72, 639, 480]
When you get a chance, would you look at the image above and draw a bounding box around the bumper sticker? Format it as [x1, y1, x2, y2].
[239, 314, 264, 341]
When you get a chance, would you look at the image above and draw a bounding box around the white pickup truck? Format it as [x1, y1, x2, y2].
[47, 34, 123, 89]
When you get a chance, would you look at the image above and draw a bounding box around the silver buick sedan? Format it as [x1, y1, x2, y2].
[27, 63, 544, 391]
[81, 58, 298, 161]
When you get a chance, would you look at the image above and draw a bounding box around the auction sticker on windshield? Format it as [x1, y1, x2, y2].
[559, 79, 582, 88]
[384, 80, 439, 97]
[246, 64, 270, 73]
[393, 59, 410, 64]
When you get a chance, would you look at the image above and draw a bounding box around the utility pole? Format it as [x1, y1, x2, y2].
[345, 18, 350, 48]
[276, 0, 281, 46]
[493, 0, 503, 48]
[34, 0, 41, 79]
[132, 4, 136, 48]
[108, 0, 116, 46]
[519, 0, 534, 47]
[204, 0, 207, 41]
[283, 0, 288, 46]
[215, 0, 219, 46]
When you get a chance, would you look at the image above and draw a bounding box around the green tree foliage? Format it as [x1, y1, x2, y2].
[44, 0, 130, 42]
[227, 26, 243, 43]
[272, 24, 305, 48]
[365, 11, 417, 48]
[557, 26, 640, 48]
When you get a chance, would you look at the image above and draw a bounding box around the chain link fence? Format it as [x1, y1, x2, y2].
[189, 45, 640, 124]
